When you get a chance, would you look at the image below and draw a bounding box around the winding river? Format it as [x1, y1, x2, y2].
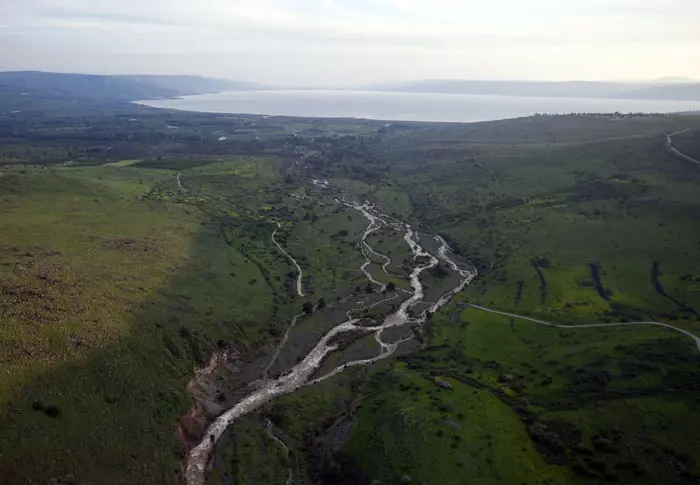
[352, 201, 391, 292]
[182, 171, 700, 485]
[184, 197, 477, 485]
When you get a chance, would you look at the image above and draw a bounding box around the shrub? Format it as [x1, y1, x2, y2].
[43, 405, 61, 418]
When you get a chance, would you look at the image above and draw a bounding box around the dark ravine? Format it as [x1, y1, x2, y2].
[514, 280, 524, 305]
[587, 263, 611, 302]
[530, 260, 548, 305]
[651, 261, 699, 317]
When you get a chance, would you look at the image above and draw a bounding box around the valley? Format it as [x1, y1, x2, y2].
[1, 104, 700, 484]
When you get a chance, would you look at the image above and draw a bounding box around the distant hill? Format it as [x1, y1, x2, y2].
[650, 76, 698, 84]
[618, 83, 700, 101]
[114, 75, 262, 96]
[0, 71, 262, 101]
[370, 79, 700, 101]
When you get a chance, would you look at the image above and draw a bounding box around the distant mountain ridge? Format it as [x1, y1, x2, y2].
[115, 75, 263, 96]
[370, 79, 700, 101]
[0, 71, 263, 101]
[650, 76, 698, 84]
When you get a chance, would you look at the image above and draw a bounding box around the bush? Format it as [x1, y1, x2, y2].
[43, 405, 61, 418]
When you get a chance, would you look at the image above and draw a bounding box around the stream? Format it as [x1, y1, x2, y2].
[184, 198, 477, 485]
[265, 418, 293, 485]
[351, 201, 391, 292]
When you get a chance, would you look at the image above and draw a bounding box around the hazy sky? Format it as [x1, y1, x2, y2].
[1, 0, 699, 86]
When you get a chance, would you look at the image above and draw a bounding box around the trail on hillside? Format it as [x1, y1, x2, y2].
[667, 129, 700, 165]
[272, 223, 305, 297]
[464, 304, 700, 352]
[262, 312, 305, 380]
[177, 172, 188, 192]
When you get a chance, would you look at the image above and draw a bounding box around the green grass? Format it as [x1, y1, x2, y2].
[212, 416, 290, 485]
[285, 199, 369, 297]
[345, 363, 573, 485]
[0, 161, 285, 483]
[347, 304, 700, 484]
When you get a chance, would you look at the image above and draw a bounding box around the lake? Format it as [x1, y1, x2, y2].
[138, 90, 700, 123]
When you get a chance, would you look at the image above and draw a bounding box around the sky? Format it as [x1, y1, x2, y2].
[1, 0, 699, 87]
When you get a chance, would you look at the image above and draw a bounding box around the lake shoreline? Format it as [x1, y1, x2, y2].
[136, 89, 700, 124]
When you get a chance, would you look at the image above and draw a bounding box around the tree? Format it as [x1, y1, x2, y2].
[318, 297, 326, 309]
[365, 283, 374, 294]
[302, 302, 314, 314]
[386, 281, 396, 292]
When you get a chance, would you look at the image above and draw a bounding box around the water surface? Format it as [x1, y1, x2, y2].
[138, 90, 700, 123]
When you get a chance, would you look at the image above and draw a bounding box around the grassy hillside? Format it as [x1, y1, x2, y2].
[190, 113, 700, 485]
[285, 113, 700, 485]
[0, 159, 294, 483]
[0, 151, 379, 483]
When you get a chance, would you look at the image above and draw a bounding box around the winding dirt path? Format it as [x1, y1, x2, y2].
[465, 304, 700, 352]
[262, 312, 305, 380]
[177, 172, 188, 192]
[667, 129, 700, 165]
[272, 223, 304, 297]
